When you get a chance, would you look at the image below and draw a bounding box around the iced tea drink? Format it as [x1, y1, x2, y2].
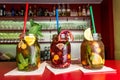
[50, 34, 71, 68]
[81, 33, 105, 69]
[16, 34, 40, 71]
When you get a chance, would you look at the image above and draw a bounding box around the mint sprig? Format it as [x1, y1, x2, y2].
[27, 19, 43, 37]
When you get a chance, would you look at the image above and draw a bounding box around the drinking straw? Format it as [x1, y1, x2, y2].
[23, 2, 29, 34]
[56, 8, 59, 34]
[89, 6, 96, 33]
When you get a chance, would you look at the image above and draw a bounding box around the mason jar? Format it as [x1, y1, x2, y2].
[16, 34, 41, 71]
[50, 34, 71, 68]
[81, 33, 105, 69]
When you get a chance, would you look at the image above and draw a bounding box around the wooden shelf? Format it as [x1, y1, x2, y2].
[0, 16, 90, 21]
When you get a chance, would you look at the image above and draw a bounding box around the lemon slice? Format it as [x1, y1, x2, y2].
[21, 43, 27, 49]
[91, 53, 103, 65]
[24, 36, 36, 46]
[84, 28, 93, 41]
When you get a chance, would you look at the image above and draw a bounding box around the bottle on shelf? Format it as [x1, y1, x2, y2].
[86, 4, 90, 16]
[78, 6, 82, 16]
[47, 46, 50, 60]
[11, 7, 15, 16]
[0, 5, 3, 16]
[53, 5, 56, 16]
[82, 5, 87, 16]
[2, 5, 6, 16]
[44, 8, 49, 16]
[66, 4, 71, 16]
[61, 4, 66, 16]
[0, 4, 6, 16]
[20, 6, 25, 16]
[28, 6, 33, 16]
[58, 4, 62, 16]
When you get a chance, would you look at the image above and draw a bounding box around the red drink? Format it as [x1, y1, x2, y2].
[50, 34, 71, 68]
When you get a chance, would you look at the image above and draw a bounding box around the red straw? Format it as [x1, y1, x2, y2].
[23, 2, 29, 34]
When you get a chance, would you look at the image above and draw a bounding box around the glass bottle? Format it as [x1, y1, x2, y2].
[66, 4, 71, 16]
[61, 4, 66, 16]
[28, 6, 33, 16]
[16, 34, 41, 71]
[53, 5, 56, 16]
[20, 6, 25, 16]
[78, 6, 82, 16]
[58, 4, 62, 16]
[86, 4, 90, 16]
[50, 34, 71, 68]
[2, 5, 6, 16]
[11, 7, 15, 16]
[81, 33, 105, 69]
[82, 6, 87, 16]
[0, 5, 2, 16]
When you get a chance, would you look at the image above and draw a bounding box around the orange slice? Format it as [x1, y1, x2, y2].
[84, 28, 93, 41]
[58, 30, 74, 41]
[53, 54, 59, 61]
[67, 54, 71, 59]
[24, 35, 36, 46]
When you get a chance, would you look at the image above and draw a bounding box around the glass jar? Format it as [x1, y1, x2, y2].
[81, 33, 105, 69]
[16, 34, 41, 71]
[50, 34, 71, 68]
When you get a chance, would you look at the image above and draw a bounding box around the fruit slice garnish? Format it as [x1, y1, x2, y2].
[58, 30, 74, 41]
[53, 54, 59, 61]
[90, 52, 103, 65]
[24, 35, 36, 46]
[21, 43, 27, 49]
[84, 28, 93, 41]
[56, 43, 65, 50]
[18, 40, 27, 49]
[67, 54, 71, 59]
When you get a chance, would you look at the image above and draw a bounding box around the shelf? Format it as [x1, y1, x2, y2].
[0, 40, 83, 44]
[0, 29, 84, 32]
[0, 29, 23, 32]
[0, 16, 90, 21]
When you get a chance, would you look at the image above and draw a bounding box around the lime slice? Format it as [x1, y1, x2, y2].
[90, 53, 103, 65]
[24, 36, 36, 46]
[84, 28, 93, 41]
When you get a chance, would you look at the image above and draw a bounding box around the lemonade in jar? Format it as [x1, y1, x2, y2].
[81, 28, 105, 69]
[16, 19, 42, 71]
[16, 34, 40, 71]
